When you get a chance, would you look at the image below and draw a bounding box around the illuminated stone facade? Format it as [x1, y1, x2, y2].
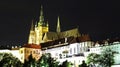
[41, 38, 120, 66]
[28, 6, 81, 45]
[28, 6, 49, 44]
[19, 44, 42, 63]
[0, 44, 42, 63]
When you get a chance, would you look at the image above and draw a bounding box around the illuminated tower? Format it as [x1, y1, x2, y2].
[28, 5, 55, 44]
[56, 16, 61, 33]
[35, 5, 49, 44]
[28, 20, 36, 44]
[38, 5, 44, 26]
[35, 21, 40, 44]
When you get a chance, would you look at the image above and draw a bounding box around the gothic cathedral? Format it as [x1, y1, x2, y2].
[28, 6, 81, 45]
[28, 6, 49, 45]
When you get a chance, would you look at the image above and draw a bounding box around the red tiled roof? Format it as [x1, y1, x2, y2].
[23, 44, 41, 49]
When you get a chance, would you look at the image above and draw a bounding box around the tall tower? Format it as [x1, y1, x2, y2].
[28, 20, 36, 44]
[37, 5, 49, 43]
[56, 16, 61, 33]
[28, 5, 49, 44]
[38, 5, 44, 26]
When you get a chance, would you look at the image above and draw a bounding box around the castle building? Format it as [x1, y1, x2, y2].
[28, 6, 81, 45]
[19, 44, 42, 63]
[0, 5, 120, 67]
[27, 5, 120, 67]
[0, 44, 42, 63]
[28, 6, 49, 44]
[21, 5, 83, 63]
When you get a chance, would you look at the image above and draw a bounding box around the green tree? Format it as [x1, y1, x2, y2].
[0, 53, 23, 67]
[79, 60, 88, 67]
[23, 54, 37, 67]
[59, 60, 73, 67]
[38, 54, 49, 67]
[87, 47, 118, 67]
[99, 47, 118, 67]
[86, 53, 100, 64]
[38, 53, 59, 67]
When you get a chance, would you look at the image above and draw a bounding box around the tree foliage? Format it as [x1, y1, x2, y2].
[87, 47, 118, 67]
[59, 60, 73, 67]
[79, 60, 88, 67]
[0, 53, 73, 67]
[99, 47, 118, 67]
[23, 54, 37, 67]
[0, 53, 23, 67]
[38, 53, 59, 67]
[87, 53, 100, 64]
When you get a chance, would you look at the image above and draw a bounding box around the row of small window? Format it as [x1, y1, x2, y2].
[59, 54, 68, 59]
[20, 50, 40, 54]
[110, 46, 119, 49]
[90, 49, 100, 52]
[69, 48, 88, 54]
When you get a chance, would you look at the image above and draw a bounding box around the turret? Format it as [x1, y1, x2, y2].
[30, 20, 34, 31]
[46, 21, 49, 31]
[28, 20, 35, 44]
[56, 16, 61, 33]
[46, 21, 49, 27]
[38, 5, 44, 26]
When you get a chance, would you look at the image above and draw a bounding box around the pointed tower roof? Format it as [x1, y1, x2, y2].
[38, 5, 44, 26]
[56, 16, 61, 33]
[30, 20, 34, 31]
[40, 5, 43, 17]
[46, 21, 49, 27]
[35, 21, 37, 27]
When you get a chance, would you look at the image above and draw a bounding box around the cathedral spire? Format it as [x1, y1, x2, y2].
[38, 5, 44, 26]
[30, 20, 34, 31]
[46, 21, 49, 27]
[35, 21, 37, 27]
[40, 5, 43, 17]
[56, 16, 61, 33]
[28, 20, 35, 44]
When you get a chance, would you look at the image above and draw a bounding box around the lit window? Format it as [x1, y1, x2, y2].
[20, 50, 23, 54]
[74, 48, 76, 54]
[27, 50, 29, 54]
[33, 50, 36, 54]
[70, 48, 72, 54]
[59, 54, 62, 59]
[77, 45, 79, 53]
[30, 51, 32, 54]
[36, 50, 39, 54]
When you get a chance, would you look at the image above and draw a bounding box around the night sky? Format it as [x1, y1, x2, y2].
[0, 0, 120, 45]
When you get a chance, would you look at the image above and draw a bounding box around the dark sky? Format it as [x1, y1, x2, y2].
[0, 0, 120, 45]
